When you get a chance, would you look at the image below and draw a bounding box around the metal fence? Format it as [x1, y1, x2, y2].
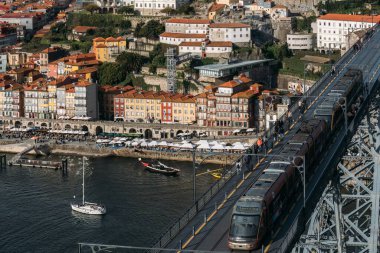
[273, 27, 380, 253]
[151, 160, 240, 249]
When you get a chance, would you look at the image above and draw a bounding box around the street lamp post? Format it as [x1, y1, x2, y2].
[292, 156, 306, 209]
[192, 145, 196, 204]
[337, 96, 348, 135]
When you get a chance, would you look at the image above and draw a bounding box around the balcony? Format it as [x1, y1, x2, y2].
[74, 104, 86, 107]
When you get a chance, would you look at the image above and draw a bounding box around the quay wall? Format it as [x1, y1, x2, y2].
[0, 142, 240, 165]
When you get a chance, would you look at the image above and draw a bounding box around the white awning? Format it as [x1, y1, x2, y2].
[180, 142, 195, 149]
[197, 142, 210, 150]
[211, 143, 225, 150]
[148, 141, 158, 147]
[158, 141, 168, 146]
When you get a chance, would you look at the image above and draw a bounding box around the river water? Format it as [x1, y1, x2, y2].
[0, 154, 218, 252]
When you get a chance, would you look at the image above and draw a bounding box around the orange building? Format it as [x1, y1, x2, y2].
[92, 37, 127, 62]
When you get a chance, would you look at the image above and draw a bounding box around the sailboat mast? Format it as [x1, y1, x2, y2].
[82, 156, 85, 205]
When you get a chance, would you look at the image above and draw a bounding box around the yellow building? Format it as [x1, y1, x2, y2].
[93, 37, 127, 62]
[48, 82, 57, 118]
[163, 94, 196, 124]
[114, 90, 164, 122]
[114, 90, 196, 124]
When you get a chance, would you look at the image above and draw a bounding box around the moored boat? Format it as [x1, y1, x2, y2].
[138, 158, 180, 176]
[71, 202, 106, 215]
[71, 157, 107, 215]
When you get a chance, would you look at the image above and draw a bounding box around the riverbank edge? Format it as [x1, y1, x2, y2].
[0, 143, 239, 165]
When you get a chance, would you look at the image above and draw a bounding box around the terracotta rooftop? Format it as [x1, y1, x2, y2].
[93, 37, 106, 42]
[105, 37, 118, 42]
[160, 32, 207, 39]
[75, 80, 93, 87]
[207, 41, 233, 47]
[165, 18, 210, 24]
[318, 14, 380, 23]
[73, 26, 97, 33]
[209, 3, 226, 12]
[218, 75, 252, 88]
[72, 66, 98, 74]
[0, 13, 40, 18]
[179, 41, 233, 47]
[232, 90, 256, 98]
[209, 23, 250, 28]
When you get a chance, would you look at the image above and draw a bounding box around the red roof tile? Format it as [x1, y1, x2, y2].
[209, 23, 250, 28]
[73, 26, 97, 33]
[318, 14, 380, 23]
[160, 32, 206, 39]
[209, 3, 226, 12]
[165, 18, 210, 24]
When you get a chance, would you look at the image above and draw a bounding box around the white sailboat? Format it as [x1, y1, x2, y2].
[71, 157, 106, 215]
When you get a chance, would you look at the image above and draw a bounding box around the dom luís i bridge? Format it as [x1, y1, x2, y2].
[38, 25, 380, 253]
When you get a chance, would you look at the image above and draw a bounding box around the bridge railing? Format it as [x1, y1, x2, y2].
[153, 24, 380, 252]
[273, 32, 380, 252]
[151, 159, 241, 249]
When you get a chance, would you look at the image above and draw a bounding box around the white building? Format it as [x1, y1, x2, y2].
[209, 23, 251, 45]
[0, 13, 42, 31]
[134, 0, 189, 16]
[287, 33, 315, 50]
[317, 14, 380, 50]
[159, 32, 207, 45]
[164, 18, 210, 33]
[0, 54, 6, 73]
[178, 41, 232, 58]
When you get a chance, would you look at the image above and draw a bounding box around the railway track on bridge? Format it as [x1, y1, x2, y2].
[164, 25, 380, 253]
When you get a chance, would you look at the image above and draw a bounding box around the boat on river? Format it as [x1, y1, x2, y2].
[138, 158, 180, 176]
[71, 157, 106, 215]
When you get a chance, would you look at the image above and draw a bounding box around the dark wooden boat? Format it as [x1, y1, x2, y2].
[138, 158, 180, 176]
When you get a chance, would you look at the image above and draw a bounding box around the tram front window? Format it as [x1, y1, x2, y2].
[229, 215, 260, 238]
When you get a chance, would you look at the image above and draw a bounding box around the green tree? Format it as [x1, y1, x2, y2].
[176, 3, 195, 15]
[120, 20, 132, 30]
[160, 7, 176, 15]
[149, 43, 166, 60]
[117, 6, 137, 15]
[116, 52, 148, 73]
[85, 4, 100, 14]
[151, 54, 166, 67]
[98, 63, 126, 85]
[139, 20, 164, 40]
[134, 22, 144, 37]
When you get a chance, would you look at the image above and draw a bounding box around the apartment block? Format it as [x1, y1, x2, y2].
[317, 14, 380, 50]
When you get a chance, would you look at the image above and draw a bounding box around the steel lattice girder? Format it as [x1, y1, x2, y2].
[293, 94, 380, 253]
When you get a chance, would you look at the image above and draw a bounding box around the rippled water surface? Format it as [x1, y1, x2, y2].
[0, 154, 218, 252]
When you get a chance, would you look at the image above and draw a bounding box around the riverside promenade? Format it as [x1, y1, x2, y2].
[0, 140, 253, 165]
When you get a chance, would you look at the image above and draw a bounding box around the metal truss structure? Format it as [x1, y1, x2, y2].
[293, 93, 380, 253]
[166, 48, 177, 93]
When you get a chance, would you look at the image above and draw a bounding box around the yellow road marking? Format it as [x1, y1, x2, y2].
[180, 54, 363, 250]
[264, 240, 273, 253]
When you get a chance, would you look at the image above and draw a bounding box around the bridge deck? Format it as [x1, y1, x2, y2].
[163, 26, 380, 252]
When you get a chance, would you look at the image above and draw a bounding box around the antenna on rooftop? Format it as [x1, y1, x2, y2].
[165, 47, 177, 93]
